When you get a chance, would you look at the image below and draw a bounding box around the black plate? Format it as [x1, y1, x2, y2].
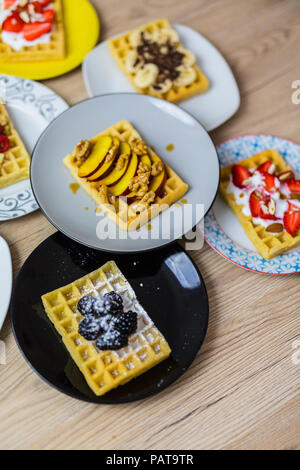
[11, 233, 209, 404]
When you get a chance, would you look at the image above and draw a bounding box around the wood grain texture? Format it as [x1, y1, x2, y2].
[0, 0, 300, 450]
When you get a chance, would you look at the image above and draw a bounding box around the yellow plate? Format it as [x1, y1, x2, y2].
[0, 0, 100, 81]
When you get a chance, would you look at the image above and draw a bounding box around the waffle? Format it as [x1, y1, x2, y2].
[42, 261, 172, 396]
[0, 103, 30, 189]
[63, 120, 188, 231]
[108, 19, 209, 103]
[219, 149, 300, 260]
[0, 0, 65, 62]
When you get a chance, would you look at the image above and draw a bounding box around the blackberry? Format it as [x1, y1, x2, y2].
[98, 314, 114, 333]
[96, 329, 128, 351]
[114, 310, 138, 336]
[77, 295, 95, 316]
[93, 292, 122, 316]
[78, 315, 101, 341]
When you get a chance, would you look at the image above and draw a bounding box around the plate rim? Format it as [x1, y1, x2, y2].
[0, 236, 12, 330]
[82, 22, 240, 132]
[10, 233, 209, 404]
[205, 133, 300, 275]
[0, 74, 69, 222]
[30, 92, 220, 254]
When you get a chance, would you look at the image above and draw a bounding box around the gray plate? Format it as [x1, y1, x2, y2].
[30, 94, 219, 253]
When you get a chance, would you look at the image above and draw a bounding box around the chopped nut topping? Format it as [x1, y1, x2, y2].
[130, 138, 148, 156]
[97, 185, 109, 204]
[115, 154, 128, 171]
[72, 140, 92, 166]
[151, 160, 163, 176]
[105, 143, 118, 163]
[141, 190, 156, 205]
[137, 161, 151, 175]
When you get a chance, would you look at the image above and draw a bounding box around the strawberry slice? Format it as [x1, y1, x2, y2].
[286, 179, 300, 194]
[4, 0, 17, 9]
[283, 203, 300, 235]
[0, 135, 10, 152]
[23, 21, 52, 41]
[257, 161, 274, 174]
[232, 164, 251, 188]
[36, 0, 52, 6]
[26, 1, 44, 14]
[2, 12, 24, 33]
[42, 9, 55, 23]
[260, 171, 278, 193]
[249, 190, 262, 217]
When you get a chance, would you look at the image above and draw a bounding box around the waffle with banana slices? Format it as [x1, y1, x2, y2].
[220, 149, 300, 260]
[63, 120, 188, 231]
[0, 0, 65, 62]
[0, 103, 30, 189]
[42, 261, 172, 397]
[108, 19, 209, 103]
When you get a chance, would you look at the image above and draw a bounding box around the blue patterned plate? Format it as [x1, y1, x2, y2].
[205, 134, 300, 275]
[0, 75, 68, 221]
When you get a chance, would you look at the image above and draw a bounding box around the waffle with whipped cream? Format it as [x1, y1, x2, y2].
[42, 261, 172, 396]
[220, 149, 300, 260]
[108, 18, 209, 103]
[0, 0, 65, 62]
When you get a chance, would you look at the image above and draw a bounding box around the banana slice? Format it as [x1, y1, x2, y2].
[177, 46, 196, 67]
[174, 66, 197, 87]
[153, 28, 179, 45]
[150, 79, 172, 94]
[125, 51, 143, 74]
[129, 28, 151, 47]
[134, 64, 159, 89]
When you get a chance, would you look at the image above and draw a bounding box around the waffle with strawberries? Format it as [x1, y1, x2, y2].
[0, 0, 65, 62]
[219, 149, 300, 260]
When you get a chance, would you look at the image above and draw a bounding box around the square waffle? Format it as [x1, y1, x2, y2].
[0, 103, 30, 189]
[0, 0, 65, 62]
[108, 19, 209, 103]
[63, 120, 189, 231]
[42, 261, 172, 396]
[219, 149, 300, 260]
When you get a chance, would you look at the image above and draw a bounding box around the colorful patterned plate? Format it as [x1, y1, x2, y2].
[0, 74, 68, 221]
[205, 135, 300, 275]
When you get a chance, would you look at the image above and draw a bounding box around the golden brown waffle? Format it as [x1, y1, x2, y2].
[0, 0, 65, 62]
[108, 19, 209, 103]
[219, 149, 300, 260]
[63, 120, 188, 231]
[42, 261, 172, 396]
[0, 103, 30, 189]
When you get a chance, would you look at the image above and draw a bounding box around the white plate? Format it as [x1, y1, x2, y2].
[205, 135, 300, 275]
[30, 93, 220, 253]
[0, 75, 69, 221]
[0, 236, 12, 330]
[83, 24, 240, 132]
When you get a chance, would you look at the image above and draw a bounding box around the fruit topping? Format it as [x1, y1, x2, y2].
[23, 21, 52, 41]
[283, 203, 300, 235]
[103, 291, 123, 312]
[113, 310, 138, 336]
[0, 135, 10, 153]
[96, 329, 128, 351]
[260, 171, 279, 193]
[257, 161, 275, 174]
[232, 164, 252, 188]
[286, 179, 300, 194]
[249, 190, 261, 217]
[78, 136, 112, 178]
[2, 11, 24, 33]
[77, 295, 95, 316]
[78, 315, 102, 341]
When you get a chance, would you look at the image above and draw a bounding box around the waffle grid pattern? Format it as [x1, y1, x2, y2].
[219, 149, 300, 260]
[63, 120, 188, 231]
[108, 18, 209, 103]
[0, 103, 30, 189]
[42, 261, 171, 396]
[0, 0, 65, 62]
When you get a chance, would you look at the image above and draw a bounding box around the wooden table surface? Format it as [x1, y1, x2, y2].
[0, 0, 299, 451]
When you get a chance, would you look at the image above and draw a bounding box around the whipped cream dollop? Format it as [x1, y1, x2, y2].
[226, 167, 294, 231]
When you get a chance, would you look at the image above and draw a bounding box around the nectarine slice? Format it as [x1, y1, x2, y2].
[98, 142, 131, 186]
[78, 135, 112, 178]
[109, 152, 138, 197]
[149, 154, 166, 195]
[126, 154, 152, 199]
[87, 137, 120, 182]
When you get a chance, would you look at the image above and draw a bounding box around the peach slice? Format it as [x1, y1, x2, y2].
[109, 152, 138, 197]
[98, 142, 131, 186]
[149, 153, 166, 196]
[87, 137, 120, 182]
[78, 135, 112, 178]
